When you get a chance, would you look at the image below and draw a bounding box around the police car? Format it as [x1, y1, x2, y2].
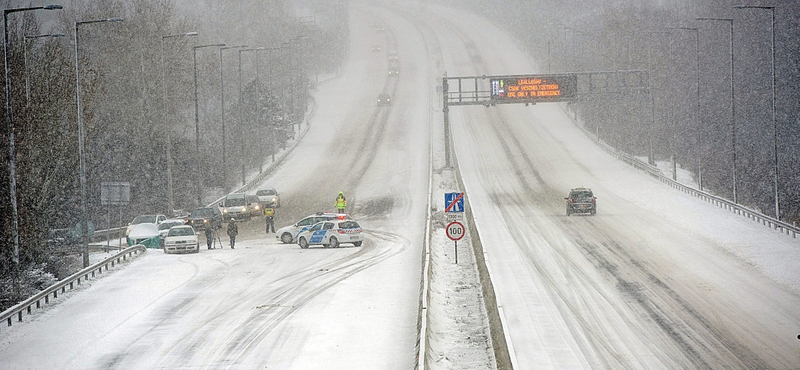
[276, 212, 352, 244]
[295, 219, 363, 249]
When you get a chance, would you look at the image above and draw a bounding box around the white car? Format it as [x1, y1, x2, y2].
[295, 220, 363, 249]
[158, 219, 188, 244]
[256, 188, 280, 208]
[276, 212, 350, 244]
[163, 225, 199, 254]
[125, 214, 167, 236]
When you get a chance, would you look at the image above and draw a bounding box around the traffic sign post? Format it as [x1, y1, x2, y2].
[446, 221, 465, 264]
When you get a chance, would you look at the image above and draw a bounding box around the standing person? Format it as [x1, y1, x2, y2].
[205, 227, 213, 249]
[227, 220, 238, 249]
[264, 207, 275, 234]
[335, 191, 347, 214]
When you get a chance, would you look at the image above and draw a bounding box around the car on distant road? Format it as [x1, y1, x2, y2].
[387, 50, 398, 61]
[125, 214, 167, 237]
[371, 44, 381, 52]
[256, 188, 281, 208]
[388, 65, 399, 76]
[221, 193, 258, 221]
[247, 194, 262, 217]
[276, 212, 351, 244]
[189, 206, 223, 230]
[377, 93, 391, 106]
[163, 225, 199, 254]
[565, 187, 596, 216]
[295, 219, 364, 249]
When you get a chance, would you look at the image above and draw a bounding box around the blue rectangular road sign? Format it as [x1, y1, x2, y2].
[445, 192, 464, 213]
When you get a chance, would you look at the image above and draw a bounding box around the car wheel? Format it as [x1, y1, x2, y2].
[353, 241, 363, 247]
[299, 237, 309, 249]
[329, 237, 339, 248]
[281, 233, 293, 244]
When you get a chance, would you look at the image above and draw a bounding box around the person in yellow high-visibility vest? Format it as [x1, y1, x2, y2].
[264, 207, 275, 234]
[335, 191, 347, 213]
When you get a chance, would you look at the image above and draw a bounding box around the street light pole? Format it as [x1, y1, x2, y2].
[218, 45, 247, 191]
[669, 26, 702, 189]
[193, 43, 225, 206]
[237, 47, 265, 185]
[697, 17, 736, 203]
[161, 31, 198, 215]
[4, 3, 62, 298]
[734, 5, 779, 219]
[24, 32, 64, 104]
[75, 17, 123, 268]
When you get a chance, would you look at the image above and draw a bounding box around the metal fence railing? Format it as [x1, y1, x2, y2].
[0, 245, 147, 331]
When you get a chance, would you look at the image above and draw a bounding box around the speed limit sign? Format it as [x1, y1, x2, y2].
[446, 221, 465, 241]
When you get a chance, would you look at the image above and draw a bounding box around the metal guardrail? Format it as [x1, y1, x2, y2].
[564, 104, 799, 239]
[0, 245, 147, 331]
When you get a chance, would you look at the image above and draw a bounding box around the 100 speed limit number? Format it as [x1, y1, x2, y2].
[446, 221, 465, 241]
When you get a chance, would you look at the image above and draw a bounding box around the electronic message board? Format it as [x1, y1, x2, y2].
[490, 75, 577, 103]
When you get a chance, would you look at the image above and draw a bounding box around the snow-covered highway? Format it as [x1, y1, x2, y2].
[1, 2, 799, 369]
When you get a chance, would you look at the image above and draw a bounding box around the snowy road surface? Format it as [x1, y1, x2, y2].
[2, 2, 799, 369]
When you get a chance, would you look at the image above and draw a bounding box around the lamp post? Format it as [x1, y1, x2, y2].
[668, 26, 702, 188]
[23, 32, 64, 104]
[218, 45, 247, 191]
[75, 17, 124, 268]
[265, 46, 281, 162]
[193, 43, 225, 206]
[733, 4, 779, 219]
[4, 3, 62, 298]
[697, 17, 736, 203]
[237, 47, 264, 185]
[161, 31, 198, 214]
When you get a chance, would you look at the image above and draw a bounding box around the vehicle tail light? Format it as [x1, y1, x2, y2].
[337, 230, 346, 234]
[591, 198, 596, 203]
[569, 198, 573, 203]
[337, 214, 346, 220]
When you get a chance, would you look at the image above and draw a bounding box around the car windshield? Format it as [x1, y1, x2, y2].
[257, 189, 276, 196]
[191, 208, 211, 217]
[571, 191, 593, 200]
[168, 227, 194, 237]
[338, 221, 361, 229]
[159, 221, 183, 230]
[132, 215, 156, 224]
[224, 197, 246, 207]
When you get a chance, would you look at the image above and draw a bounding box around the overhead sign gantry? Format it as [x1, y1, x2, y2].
[441, 71, 649, 165]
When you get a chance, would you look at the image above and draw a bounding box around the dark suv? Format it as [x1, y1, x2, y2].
[565, 188, 596, 216]
[189, 207, 223, 230]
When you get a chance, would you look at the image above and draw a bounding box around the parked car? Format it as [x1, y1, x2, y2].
[221, 193, 251, 221]
[276, 212, 351, 244]
[125, 214, 166, 236]
[295, 219, 364, 249]
[189, 207, 223, 230]
[247, 194, 262, 217]
[127, 223, 160, 249]
[565, 187, 597, 216]
[163, 225, 199, 254]
[256, 188, 281, 208]
[158, 219, 188, 246]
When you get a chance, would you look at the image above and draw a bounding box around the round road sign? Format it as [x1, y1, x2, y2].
[446, 221, 465, 241]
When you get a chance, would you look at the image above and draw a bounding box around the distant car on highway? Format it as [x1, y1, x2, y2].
[189, 207, 223, 230]
[371, 45, 381, 52]
[163, 225, 199, 254]
[387, 50, 398, 61]
[565, 187, 596, 216]
[256, 188, 280, 208]
[295, 219, 364, 249]
[377, 93, 391, 106]
[388, 65, 399, 76]
[221, 193, 259, 221]
[276, 212, 351, 244]
[125, 214, 166, 236]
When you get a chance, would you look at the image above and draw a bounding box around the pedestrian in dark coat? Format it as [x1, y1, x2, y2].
[227, 220, 238, 249]
[205, 227, 213, 249]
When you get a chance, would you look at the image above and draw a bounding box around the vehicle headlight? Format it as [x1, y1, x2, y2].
[223, 209, 228, 213]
